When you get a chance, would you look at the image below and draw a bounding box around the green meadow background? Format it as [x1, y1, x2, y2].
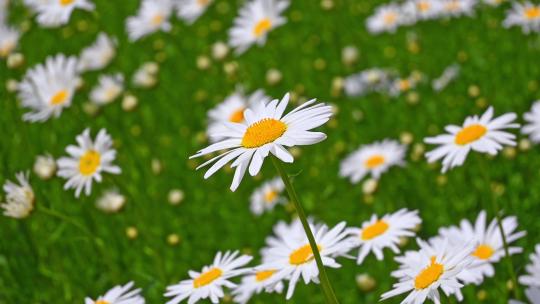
[1, 0, 540, 303]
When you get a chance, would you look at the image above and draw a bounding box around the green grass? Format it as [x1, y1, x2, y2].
[2, 0, 540, 303]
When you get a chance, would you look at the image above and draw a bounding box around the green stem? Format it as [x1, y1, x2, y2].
[272, 157, 339, 304]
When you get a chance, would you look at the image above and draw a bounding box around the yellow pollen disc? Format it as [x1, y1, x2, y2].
[253, 18, 272, 37]
[193, 268, 223, 288]
[241, 118, 287, 148]
[59, 0, 75, 6]
[472, 244, 494, 260]
[399, 79, 411, 91]
[454, 124, 487, 145]
[414, 257, 444, 290]
[79, 150, 101, 176]
[364, 155, 385, 169]
[289, 244, 322, 265]
[524, 7, 540, 19]
[384, 13, 397, 25]
[151, 14, 164, 26]
[95, 301, 110, 304]
[264, 190, 278, 203]
[50, 90, 69, 106]
[418, 1, 431, 12]
[361, 220, 389, 240]
[229, 108, 245, 123]
[255, 270, 276, 282]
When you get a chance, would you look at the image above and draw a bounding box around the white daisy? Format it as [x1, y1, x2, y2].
[503, 1, 540, 34]
[438, 210, 526, 285]
[389, 75, 419, 96]
[132, 62, 159, 88]
[228, 0, 289, 54]
[344, 68, 394, 97]
[366, 4, 405, 34]
[57, 128, 121, 197]
[232, 268, 284, 304]
[175, 0, 212, 24]
[261, 218, 315, 262]
[440, 0, 477, 18]
[84, 281, 145, 304]
[0, 24, 20, 58]
[249, 177, 285, 216]
[207, 88, 271, 143]
[17, 54, 79, 122]
[519, 244, 540, 288]
[95, 189, 126, 213]
[190, 93, 333, 191]
[1, 172, 35, 219]
[432, 64, 460, 92]
[424, 106, 519, 173]
[33, 154, 57, 179]
[164, 251, 252, 304]
[347, 209, 421, 264]
[339, 139, 407, 184]
[78, 33, 117, 72]
[403, 0, 443, 20]
[90, 73, 124, 105]
[26, 0, 94, 28]
[126, 0, 173, 42]
[522, 101, 540, 143]
[258, 221, 352, 299]
[383, 238, 474, 304]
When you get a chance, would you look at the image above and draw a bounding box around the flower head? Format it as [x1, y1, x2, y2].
[90, 74, 124, 105]
[25, 0, 95, 27]
[519, 244, 540, 288]
[96, 189, 126, 213]
[522, 101, 540, 143]
[366, 4, 405, 34]
[1, 172, 35, 219]
[250, 177, 285, 215]
[126, 0, 173, 41]
[503, 1, 540, 34]
[84, 281, 145, 304]
[232, 268, 284, 304]
[175, 0, 212, 24]
[0, 24, 20, 58]
[78, 33, 117, 72]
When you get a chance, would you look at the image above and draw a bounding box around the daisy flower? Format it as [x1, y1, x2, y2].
[126, 0, 173, 42]
[84, 281, 145, 304]
[522, 101, 540, 143]
[438, 210, 525, 285]
[164, 251, 252, 304]
[249, 177, 285, 215]
[0, 24, 20, 58]
[190, 93, 333, 191]
[339, 139, 407, 184]
[17, 54, 79, 122]
[57, 128, 121, 197]
[90, 73, 124, 105]
[26, 0, 95, 28]
[258, 221, 352, 299]
[403, 0, 443, 20]
[1, 172, 35, 219]
[95, 189, 126, 213]
[503, 1, 540, 34]
[424, 106, 519, 173]
[33, 154, 57, 179]
[344, 68, 393, 97]
[440, 0, 477, 18]
[175, 0, 212, 24]
[228, 0, 290, 54]
[382, 238, 474, 304]
[432, 64, 460, 92]
[78, 33, 117, 72]
[261, 218, 315, 262]
[389, 75, 419, 96]
[232, 268, 284, 304]
[347, 209, 421, 264]
[207, 88, 271, 142]
[366, 4, 405, 34]
[519, 244, 540, 288]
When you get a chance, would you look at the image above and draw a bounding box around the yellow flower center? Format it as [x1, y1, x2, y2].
[197, 0, 210, 5]
[289, 244, 322, 265]
[364, 155, 385, 169]
[253, 18, 272, 37]
[193, 268, 223, 288]
[454, 124, 487, 145]
[445, 1, 459, 11]
[79, 150, 101, 176]
[255, 269, 276, 282]
[95, 301, 110, 304]
[241, 118, 287, 148]
[59, 0, 74, 6]
[414, 257, 444, 290]
[264, 190, 278, 203]
[50, 90, 69, 106]
[384, 13, 397, 25]
[152, 14, 164, 26]
[472, 244, 494, 260]
[0, 42, 15, 58]
[418, 1, 431, 12]
[361, 220, 389, 240]
[229, 108, 245, 123]
[524, 7, 540, 19]
[398, 79, 411, 91]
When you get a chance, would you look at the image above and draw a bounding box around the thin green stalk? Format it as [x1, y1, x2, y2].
[272, 157, 339, 304]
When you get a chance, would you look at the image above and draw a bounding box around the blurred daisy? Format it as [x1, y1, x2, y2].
[33, 154, 57, 179]
[250, 177, 285, 216]
[389, 75, 418, 96]
[348, 209, 421, 264]
[95, 189, 126, 213]
[207, 89, 270, 142]
[258, 222, 352, 299]
[432, 64, 460, 92]
[57, 128, 121, 197]
[510, 287, 540, 304]
[164, 251, 252, 304]
[440, 0, 477, 17]
[382, 239, 474, 304]
[132, 62, 159, 88]
[1, 172, 35, 219]
[339, 139, 407, 184]
[17, 54, 79, 122]
[126, 0, 173, 41]
[519, 244, 540, 287]
[403, 0, 443, 20]
[0, 25, 20, 58]
[366, 4, 404, 34]
[84, 281, 145, 304]
[191, 93, 333, 191]
[175, 0, 212, 24]
[78, 33, 117, 72]
[90, 73, 124, 105]
[424, 106, 519, 173]
[26, 0, 95, 27]
[522, 101, 540, 143]
[439, 210, 525, 285]
[228, 0, 290, 54]
[344, 68, 393, 97]
[232, 268, 284, 304]
[503, 1, 540, 33]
